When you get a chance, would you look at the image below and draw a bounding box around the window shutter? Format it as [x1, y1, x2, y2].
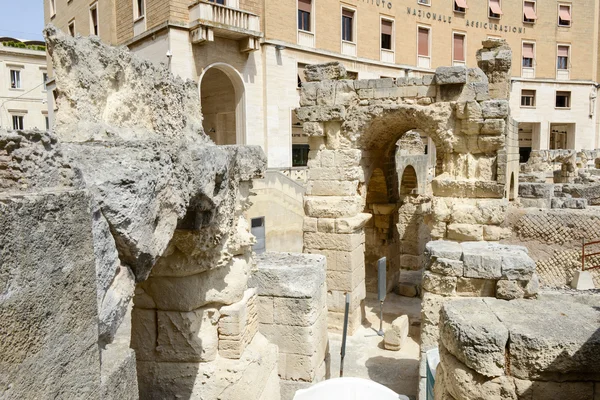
[298, 0, 311, 13]
[522, 43, 534, 58]
[557, 46, 569, 57]
[453, 34, 465, 61]
[418, 28, 429, 57]
[381, 20, 393, 35]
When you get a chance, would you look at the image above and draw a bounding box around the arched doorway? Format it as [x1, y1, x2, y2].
[199, 64, 246, 145]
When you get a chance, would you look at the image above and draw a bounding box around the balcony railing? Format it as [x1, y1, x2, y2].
[189, 1, 262, 51]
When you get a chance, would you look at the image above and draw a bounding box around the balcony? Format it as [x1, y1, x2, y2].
[189, 1, 262, 52]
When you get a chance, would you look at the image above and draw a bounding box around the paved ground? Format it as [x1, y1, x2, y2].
[327, 292, 422, 399]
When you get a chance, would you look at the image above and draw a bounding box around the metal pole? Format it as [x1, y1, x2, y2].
[582, 238, 586, 271]
[377, 257, 386, 337]
[340, 293, 350, 378]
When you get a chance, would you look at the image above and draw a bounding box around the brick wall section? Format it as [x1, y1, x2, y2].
[116, 0, 134, 43]
[504, 208, 600, 288]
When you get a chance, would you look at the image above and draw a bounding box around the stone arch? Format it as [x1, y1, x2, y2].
[199, 63, 246, 145]
[400, 165, 418, 196]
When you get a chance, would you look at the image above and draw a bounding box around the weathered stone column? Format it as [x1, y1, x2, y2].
[252, 252, 330, 400]
[302, 142, 370, 333]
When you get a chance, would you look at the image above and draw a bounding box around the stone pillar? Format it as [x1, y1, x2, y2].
[303, 146, 369, 333]
[252, 253, 330, 400]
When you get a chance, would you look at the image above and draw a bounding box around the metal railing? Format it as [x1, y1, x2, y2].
[581, 238, 600, 271]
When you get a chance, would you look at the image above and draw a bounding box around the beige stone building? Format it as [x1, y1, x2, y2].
[0, 39, 49, 132]
[44, 0, 600, 252]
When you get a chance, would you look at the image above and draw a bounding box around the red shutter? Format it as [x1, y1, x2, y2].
[522, 43, 534, 58]
[453, 34, 465, 61]
[381, 20, 393, 35]
[298, 0, 311, 13]
[418, 28, 429, 57]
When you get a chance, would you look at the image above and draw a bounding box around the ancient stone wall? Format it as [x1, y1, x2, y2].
[435, 297, 600, 400]
[298, 39, 518, 333]
[502, 208, 600, 288]
[252, 253, 330, 400]
[0, 27, 281, 399]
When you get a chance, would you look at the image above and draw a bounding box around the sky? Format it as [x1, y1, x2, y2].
[0, 0, 45, 41]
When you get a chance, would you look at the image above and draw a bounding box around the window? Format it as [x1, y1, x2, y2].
[523, 1, 537, 23]
[49, 0, 56, 17]
[453, 33, 465, 63]
[341, 9, 354, 42]
[42, 73, 48, 90]
[68, 20, 75, 36]
[135, 0, 145, 18]
[298, 0, 311, 31]
[292, 144, 310, 166]
[556, 91, 571, 108]
[558, 4, 571, 27]
[418, 0, 431, 5]
[557, 45, 569, 70]
[381, 19, 393, 50]
[45, 116, 50, 131]
[208, 0, 225, 4]
[521, 90, 536, 107]
[90, 3, 99, 36]
[251, 217, 266, 254]
[10, 70, 21, 89]
[454, 0, 468, 13]
[418, 27, 430, 57]
[522, 42, 534, 67]
[346, 71, 358, 80]
[489, 0, 502, 18]
[12, 116, 24, 130]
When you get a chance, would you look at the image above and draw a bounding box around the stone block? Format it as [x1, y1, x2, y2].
[303, 217, 317, 233]
[571, 270, 596, 290]
[303, 121, 324, 136]
[0, 192, 101, 399]
[435, 66, 467, 85]
[439, 346, 516, 400]
[327, 305, 363, 334]
[317, 218, 336, 233]
[519, 183, 554, 199]
[156, 307, 220, 362]
[481, 99, 509, 119]
[252, 253, 326, 298]
[422, 271, 457, 296]
[524, 273, 539, 298]
[447, 223, 484, 241]
[478, 135, 505, 153]
[440, 299, 509, 377]
[456, 277, 496, 297]
[425, 240, 463, 261]
[218, 288, 257, 337]
[429, 257, 464, 277]
[480, 119, 505, 135]
[140, 255, 250, 311]
[304, 196, 363, 218]
[463, 251, 502, 279]
[259, 310, 327, 356]
[305, 62, 347, 81]
[501, 252, 536, 280]
[482, 225, 512, 241]
[131, 308, 157, 361]
[496, 280, 525, 300]
[273, 286, 325, 327]
[327, 284, 366, 313]
[384, 315, 409, 351]
[304, 232, 364, 252]
[296, 105, 346, 122]
[306, 180, 359, 196]
[307, 167, 364, 181]
[336, 213, 371, 234]
[334, 149, 362, 168]
[258, 296, 274, 324]
[327, 264, 365, 292]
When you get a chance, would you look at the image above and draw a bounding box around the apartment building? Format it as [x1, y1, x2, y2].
[0, 39, 49, 132]
[44, 0, 600, 165]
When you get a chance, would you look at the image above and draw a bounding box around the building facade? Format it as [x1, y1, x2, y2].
[44, 0, 600, 166]
[0, 39, 49, 132]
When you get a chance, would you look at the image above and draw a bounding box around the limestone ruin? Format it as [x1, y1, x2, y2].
[1, 27, 599, 400]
